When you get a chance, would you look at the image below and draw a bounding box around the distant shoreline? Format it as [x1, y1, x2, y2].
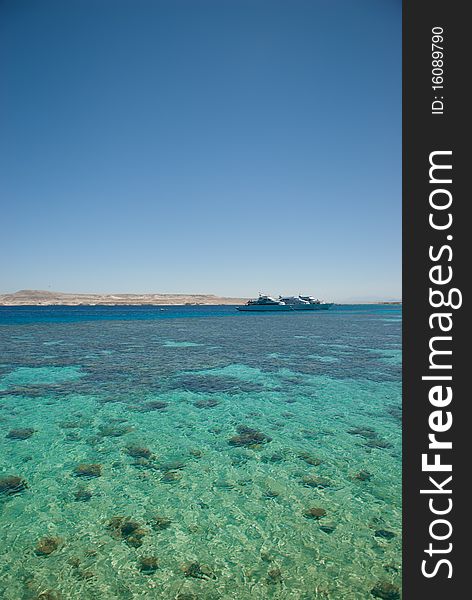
[0, 290, 248, 307]
[0, 290, 402, 307]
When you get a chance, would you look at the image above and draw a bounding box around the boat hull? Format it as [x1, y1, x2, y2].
[291, 303, 333, 310]
[236, 305, 293, 311]
[236, 303, 333, 312]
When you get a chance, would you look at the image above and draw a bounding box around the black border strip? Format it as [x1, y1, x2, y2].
[403, 1, 466, 596]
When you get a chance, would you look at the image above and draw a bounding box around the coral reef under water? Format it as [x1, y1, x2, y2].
[228, 425, 272, 448]
[139, 400, 168, 411]
[73, 487, 93, 502]
[194, 398, 219, 408]
[371, 580, 401, 599]
[6, 427, 36, 440]
[0, 475, 28, 495]
[301, 474, 332, 488]
[303, 507, 327, 520]
[124, 445, 154, 459]
[181, 561, 216, 580]
[73, 463, 102, 478]
[138, 556, 159, 574]
[150, 515, 172, 531]
[35, 536, 62, 556]
[298, 451, 322, 466]
[107, 516, 148, 548]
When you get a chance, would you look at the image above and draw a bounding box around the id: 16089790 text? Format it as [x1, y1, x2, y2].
[431, 26, 445, 115]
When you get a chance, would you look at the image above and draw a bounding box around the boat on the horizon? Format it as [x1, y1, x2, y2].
[279, 295, 334, 310]
[236, 295, 293, 311]
[236, 294, 333, 312]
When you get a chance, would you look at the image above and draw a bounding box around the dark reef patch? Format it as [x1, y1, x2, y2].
[261, 452, 285, 464]
[300, 474, 331, 489]
[150, 515, 172, 531]
[303, 507, 327, 520]
[371, 580, 400, 599]
[181, 561, 216, 580]
[130, 457, 152, 469]
[263, 489, 280, 499]
[74, 488, 93, 502]
[139, 400, 168, 412]
[194, 398, 219, 409]
[125, 445, 154, 459]
[374, 529, 396, 540]
[189, 448, 203, 458]
[387, 405, 402, 423]
[35, 536, 62, 556]
[228, 425, 272, 448]
[213, 479, 236, 490]
[161, 471, 182, 483]
[73, 463, 102, 478]
[59, 418, 91, 429]
[347, 426, 379, 440]
[266, 567, 282, 584]
[98, 424, 133, 438]
[6, 428, 36, 440]
[364, 438, 392, 450]
[0, 475, 28, 496]
[139, 556, 159, 574]
[320, 523, 336, 534]
[353, 469, 372, 482]
[107, 517, 147, 548]
[298, 452, 322, 466]
[36, 591, 62, 600]
[348, 426, 392, 450]
[159, 460, 186, 472]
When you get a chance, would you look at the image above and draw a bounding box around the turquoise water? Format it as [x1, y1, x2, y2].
[0, 306, 401, 599]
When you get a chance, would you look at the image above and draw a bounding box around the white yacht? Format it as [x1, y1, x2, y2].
[298, 295, 334, 310]
[237, 294, 333, 312]
[236, 295, 293, 311]
[278, 295, 333, 310]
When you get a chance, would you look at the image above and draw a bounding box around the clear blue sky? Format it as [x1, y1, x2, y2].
[0, 0, 401, 301]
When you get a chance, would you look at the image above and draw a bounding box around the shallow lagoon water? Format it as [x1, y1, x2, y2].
[0, 305, 401, 599]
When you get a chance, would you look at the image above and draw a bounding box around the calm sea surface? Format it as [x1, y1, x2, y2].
[0, 305, 401, 599]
